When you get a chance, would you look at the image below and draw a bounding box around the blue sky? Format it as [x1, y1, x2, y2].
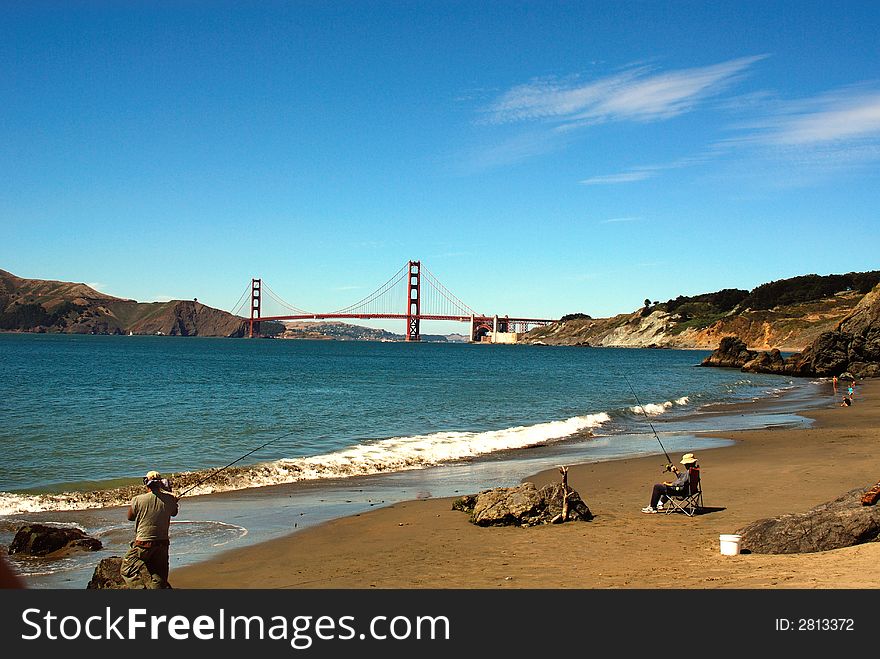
[2, 1, 879, 335]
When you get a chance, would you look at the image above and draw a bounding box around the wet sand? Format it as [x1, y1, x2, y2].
[171, 379, 880, 589]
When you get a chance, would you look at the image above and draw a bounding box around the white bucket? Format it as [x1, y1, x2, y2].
[719, 534, 742, 555]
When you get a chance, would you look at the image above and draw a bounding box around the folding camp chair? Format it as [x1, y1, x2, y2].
[663, 466, 703, 516]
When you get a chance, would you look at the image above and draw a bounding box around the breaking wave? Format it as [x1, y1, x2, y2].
[0, 412, 611, 515]
[629, 396, 690, 416]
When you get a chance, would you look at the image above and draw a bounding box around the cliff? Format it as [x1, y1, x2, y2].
[0, 269, 254, 337]
[701, 283, 880, 378]
[523, 283, 871, 352]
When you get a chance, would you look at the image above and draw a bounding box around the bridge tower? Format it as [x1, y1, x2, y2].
[406, 260, 420, 342]
[249, 278, 261, 338]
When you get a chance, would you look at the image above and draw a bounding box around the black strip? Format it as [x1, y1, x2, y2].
[0, 589, 870, 656]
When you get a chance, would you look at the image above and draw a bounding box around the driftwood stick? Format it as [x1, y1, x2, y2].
[559, 466, 569, 522]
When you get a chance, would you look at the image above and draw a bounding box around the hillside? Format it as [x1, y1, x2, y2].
[523, 271, 880, 351]
[5, 268, 877, 348]
[0, 269, 263, 337]
[280, 321, 454, 342]
[0, 270, 450, 340]
[700, 281, 880, 379]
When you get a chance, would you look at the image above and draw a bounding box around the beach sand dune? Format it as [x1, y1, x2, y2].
[172, 380, 880, 589]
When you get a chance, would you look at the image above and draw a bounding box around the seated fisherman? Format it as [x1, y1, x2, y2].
[642, 453, 698, 514]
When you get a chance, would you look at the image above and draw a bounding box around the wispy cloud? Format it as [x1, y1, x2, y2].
[715, 84, 880, 183]
[463, 129, 570, 171]
[484, 55, 766, 128]
[737, 85, 880, 146]
[582, 171, 654, 185]
[581, 153, 713, 186]
[464, 57, 764, 172]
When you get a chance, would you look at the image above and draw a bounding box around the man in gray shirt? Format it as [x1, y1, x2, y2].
[642, 453, 698, 513]
[121, 470, 179, 589]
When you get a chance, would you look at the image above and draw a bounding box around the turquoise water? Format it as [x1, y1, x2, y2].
[1, 333, 809, 497]
[0, 333, 828, 587]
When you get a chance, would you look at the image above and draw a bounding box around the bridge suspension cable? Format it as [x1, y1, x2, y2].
[329, 263, 409, 315]
[421, 266, 479, 317]
[241, 260, 554, 341]
[229, 282, 253, 317]
[261, 282, 313, 315]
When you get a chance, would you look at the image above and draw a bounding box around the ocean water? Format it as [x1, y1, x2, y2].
[0, 333, 829, 588]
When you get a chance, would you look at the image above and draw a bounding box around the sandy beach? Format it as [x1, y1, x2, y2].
[171, 379, 880, 590]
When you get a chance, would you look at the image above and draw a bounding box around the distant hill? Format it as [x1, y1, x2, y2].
[523, 270, 880, 351]
[280, 321, 450, 342]
[0, 269, 280, 337]
[0, 270, 456, 340]
[18, 266, 874, 350]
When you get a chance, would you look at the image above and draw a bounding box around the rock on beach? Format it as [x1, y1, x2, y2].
[453, 481, 593, 527]
[8, 523, 102, 557]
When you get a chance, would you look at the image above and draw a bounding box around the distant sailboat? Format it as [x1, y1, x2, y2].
[128, 331, 133, 336]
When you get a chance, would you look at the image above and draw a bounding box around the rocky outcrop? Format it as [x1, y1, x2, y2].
[699, 337, 791, 373]
[702, 283, 880, 378]
[523, 290, 864, 351]
[452, 482, 593, 527]
[781, 284, 880, 378]
[8, 523, 102, 557]
[700, 336, 757, 368]
[737, 486, 880, 554]
[86, 556, 127, 589]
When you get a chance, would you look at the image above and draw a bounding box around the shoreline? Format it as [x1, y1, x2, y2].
[0, 376, 843, 588]
[170, 378, 879, 589]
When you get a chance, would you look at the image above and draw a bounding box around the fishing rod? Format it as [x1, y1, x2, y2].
[176, 428, 299, 497]
[621, 373, 675, 472]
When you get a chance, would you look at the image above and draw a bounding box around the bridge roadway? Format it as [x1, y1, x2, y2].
[251, 313, 555, 341]
[254, 313, 552, 323]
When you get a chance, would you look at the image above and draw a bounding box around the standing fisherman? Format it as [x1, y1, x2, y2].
[117, 428, 297, 588]
[121, 470, 179, 589]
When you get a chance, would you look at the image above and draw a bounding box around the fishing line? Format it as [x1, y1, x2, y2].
[174, 356, 680, 497]
[621, 372, 674, 471]
[177, 428, 299, 497]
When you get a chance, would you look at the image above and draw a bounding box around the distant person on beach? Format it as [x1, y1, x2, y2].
[642, 453, 698, 513]
[841, 395, 852, 407]
[833, 375, 838, 392]
[848, 382, 855, 399]
[121, 470, 179, 589]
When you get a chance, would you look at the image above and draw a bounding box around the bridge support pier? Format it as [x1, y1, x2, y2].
[249, 278, 261, 338]
[406, 260, 420, 342]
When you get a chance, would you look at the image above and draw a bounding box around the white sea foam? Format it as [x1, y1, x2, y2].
[630, 396, 689, 416]
[171, 520, 249, 547]
[0, 492, 116, 517]
[0, 412, 611, 514]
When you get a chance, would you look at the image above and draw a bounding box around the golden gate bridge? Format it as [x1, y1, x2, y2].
[229, 260, 556, 342]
